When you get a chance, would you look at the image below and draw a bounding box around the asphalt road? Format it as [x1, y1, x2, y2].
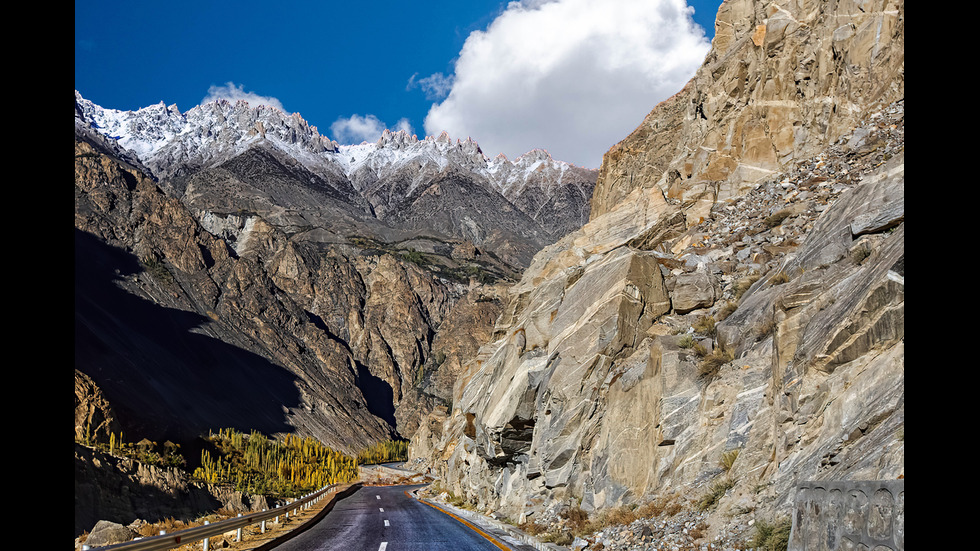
[269, 484, 520, 551]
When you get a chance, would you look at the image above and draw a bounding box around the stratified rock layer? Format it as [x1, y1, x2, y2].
[410, 0, 904, 545]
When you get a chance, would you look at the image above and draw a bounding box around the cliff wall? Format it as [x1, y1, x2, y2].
[591, 0, 904, 225]
[410, 0, 904, 543]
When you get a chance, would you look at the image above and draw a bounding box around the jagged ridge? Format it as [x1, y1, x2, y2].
[74, 90, 596, 248]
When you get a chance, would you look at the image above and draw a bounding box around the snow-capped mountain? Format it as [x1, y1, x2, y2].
[74, 91, 593, 204]
[74, 91, 597, 267]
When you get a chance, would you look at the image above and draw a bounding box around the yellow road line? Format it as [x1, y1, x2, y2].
[406, 491, 511, 551]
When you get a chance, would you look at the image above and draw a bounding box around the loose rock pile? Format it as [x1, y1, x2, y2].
[666, 99, 904, 301]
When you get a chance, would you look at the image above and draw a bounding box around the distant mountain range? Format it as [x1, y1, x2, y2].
[75, 91, 596, 269]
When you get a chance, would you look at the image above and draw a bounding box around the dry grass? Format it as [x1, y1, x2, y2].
[747, 517, 792, 551]
[692, 315, 716, 336]
[734, 274, 761, 301]
[563, 495, 684, 538]
[769, 271, 790, 285]
[719, 449, 740, 472]
[136, 517, 205, 538]
[697, 477, 736, 511]
[716, 300, 738, 321]
[693, 342, 709, 358]
[678, 334, 696, 349]
[518, 520, 548, 536]
[754, 316, 776, 341]
[541, 531, 575, 545]
[698, 347, 733, 379]
[562, 505, 590, 534]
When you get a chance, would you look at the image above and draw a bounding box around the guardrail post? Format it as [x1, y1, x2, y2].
[203, 520, 210, 551]
[261, 510, 267, 533]
[236, 513, 243, 541]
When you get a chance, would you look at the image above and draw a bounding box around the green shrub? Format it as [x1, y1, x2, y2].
[678, 334, 696, 349]
[400, 248, 426, 266]
[140, 254, 174, 284]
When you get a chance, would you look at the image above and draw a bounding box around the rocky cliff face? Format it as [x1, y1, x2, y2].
[410, 0, 904, 543]
[591, 0, 904, 226]
[77, 135, 388, 452]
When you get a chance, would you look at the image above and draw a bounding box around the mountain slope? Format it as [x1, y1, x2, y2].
[409, 0, 904, 545]
[74, 91, 597, 457]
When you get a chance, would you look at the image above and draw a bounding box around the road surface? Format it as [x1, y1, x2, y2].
[269, 484, 527, 551]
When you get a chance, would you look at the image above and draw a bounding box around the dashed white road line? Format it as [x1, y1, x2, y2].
[378, 543, 387, 551]
[384, 519, 390, 527]
[376, 495, 381, 500]
[379, 507, 384, 512]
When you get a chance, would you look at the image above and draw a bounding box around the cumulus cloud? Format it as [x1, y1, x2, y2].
[202, 82, 287, 112]
[330, 114, 415, 144]
[422, 0, 711, 168]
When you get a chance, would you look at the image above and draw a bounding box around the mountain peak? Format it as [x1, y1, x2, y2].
[75, 91, 596, 231]
[377, 128, 420, 148]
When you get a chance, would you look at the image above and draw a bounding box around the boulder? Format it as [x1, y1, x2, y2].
[85, 520, 136, 547]
[670, 271, 718, 314]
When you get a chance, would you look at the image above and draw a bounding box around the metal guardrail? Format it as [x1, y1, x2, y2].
[83, 483, 340, 551]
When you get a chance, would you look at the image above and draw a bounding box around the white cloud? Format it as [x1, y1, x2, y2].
[408, 72, 455, 101]
[330, 114, 415, 144]
[393, 118, 415, 134]
[423, 0, 711, 168]
[202, 82, 287, 112]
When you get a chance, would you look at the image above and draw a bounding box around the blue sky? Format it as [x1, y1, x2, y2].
[75, 0, 723, 168]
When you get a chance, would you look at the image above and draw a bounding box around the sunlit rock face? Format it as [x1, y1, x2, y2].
[410, 0, 904, 538]
[590, 0, 905, 226]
